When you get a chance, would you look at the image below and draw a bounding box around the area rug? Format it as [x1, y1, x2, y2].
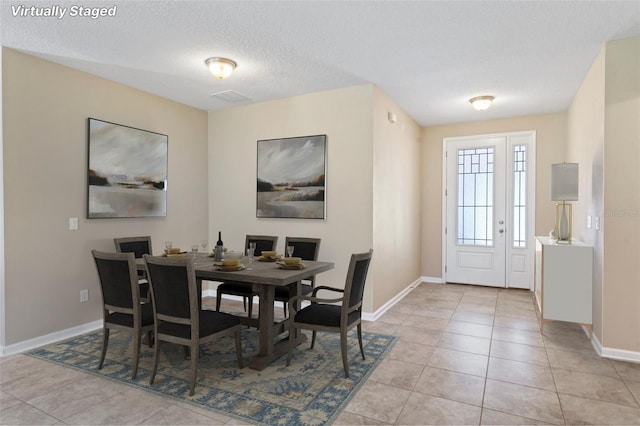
[26, 327, 396, 425]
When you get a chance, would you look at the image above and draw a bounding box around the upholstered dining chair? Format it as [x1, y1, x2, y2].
[275, 237, 321, 316]
[144, 253, 243, 396]
[215, 235, 278, 318]
[114, 236, 152, 302]
[286, 249, 373, 378]
[91, 250, 154, 379]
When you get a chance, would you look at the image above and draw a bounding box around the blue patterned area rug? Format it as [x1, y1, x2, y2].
[27, 327, 396, 425]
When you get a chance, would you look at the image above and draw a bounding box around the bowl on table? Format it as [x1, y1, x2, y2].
[283, 257, 302, 266]
[165, 247, 181, 254]
[221, 258, 241, 267]
[261, 251, 278, 259]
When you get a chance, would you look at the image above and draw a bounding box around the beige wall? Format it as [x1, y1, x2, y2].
[2, 49, 208, 345]
[208, 85, 378, 310]
[372, 87, 422, 309]
[566, 37, 640, 354]
[566, 48, 606, 345]
[602, 37, 640, 352]
[420, 114, 567, 278]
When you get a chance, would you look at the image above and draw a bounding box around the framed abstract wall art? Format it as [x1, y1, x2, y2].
[87, 118, 168, 218]
[256, 134, 326, 219]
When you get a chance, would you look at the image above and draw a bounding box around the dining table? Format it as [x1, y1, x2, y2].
[138, 255, 334, 370]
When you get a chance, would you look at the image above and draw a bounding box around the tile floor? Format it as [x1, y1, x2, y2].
[1, 283, 640, 425]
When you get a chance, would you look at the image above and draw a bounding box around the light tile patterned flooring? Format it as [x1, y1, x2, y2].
[1, 283, 640, 425]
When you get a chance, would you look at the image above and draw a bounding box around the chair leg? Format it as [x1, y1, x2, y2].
[283, 301, 287, 317]
[234, 329, 244, 369]
[99, 327, 109, 369]
[216, 292, 222, 312]
[131, 329, 141, 379]
[311, 331, 317, 349]
[357, 323, 365, 360]
[147, 330, 154, 348]
[247, 296, 253, 318]
[150, 337, 161, 385]
[341, 329, 350, 378]
[242, 296, 247, 312]
[189, 342, 199, 396]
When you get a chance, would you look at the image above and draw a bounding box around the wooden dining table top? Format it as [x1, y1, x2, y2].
[136, 255, 334, 286]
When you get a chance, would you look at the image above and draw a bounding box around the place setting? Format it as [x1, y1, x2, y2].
[162, 241, 187, 258]
[214, 257, 246, 271]
[257, 250, 282, 262]
[277, 245, 305, 269]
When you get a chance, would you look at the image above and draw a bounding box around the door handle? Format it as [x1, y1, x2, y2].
[498, 220, 504, 225]
[499, 229, 504, 233]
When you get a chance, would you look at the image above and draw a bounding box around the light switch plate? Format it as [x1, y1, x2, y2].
[69, 217, 78, 230]
[587, 215, 592, 228]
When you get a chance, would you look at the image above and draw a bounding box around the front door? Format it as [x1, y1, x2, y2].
[444, 132, 535, 289]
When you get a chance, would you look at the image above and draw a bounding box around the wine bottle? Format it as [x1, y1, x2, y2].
[214, 231, 224, 261]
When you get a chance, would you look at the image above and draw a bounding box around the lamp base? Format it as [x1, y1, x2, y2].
[555, 202, 573, 243]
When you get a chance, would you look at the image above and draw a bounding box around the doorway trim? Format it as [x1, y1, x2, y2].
[441, 130, 536, 289]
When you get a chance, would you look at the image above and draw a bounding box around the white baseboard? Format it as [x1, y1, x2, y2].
[421, 276, 444, 284]
[591, 331, 640, 363]
[362, 278, 422, 322]
[0, 319, 103, 357]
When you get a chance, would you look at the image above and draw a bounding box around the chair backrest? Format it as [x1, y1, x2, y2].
[343, 250, 374, 311]
[246, 235, 278, 255]
[114, 236, 152, 258]
[285, 237, 321, 261]
[144, 254, 198, 323]
[92, 250, 140, 312]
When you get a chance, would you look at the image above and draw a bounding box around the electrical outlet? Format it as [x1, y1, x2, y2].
[69, 217, 78, 230]
[80, 289, 89, 303]
[595, 216, 600, 231]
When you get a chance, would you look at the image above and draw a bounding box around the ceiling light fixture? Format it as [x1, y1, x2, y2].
[205, 57, 237, 79]
[469, 95, 495, 111]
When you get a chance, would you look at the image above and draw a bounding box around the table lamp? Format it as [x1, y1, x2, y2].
[550, 163, 579, 243]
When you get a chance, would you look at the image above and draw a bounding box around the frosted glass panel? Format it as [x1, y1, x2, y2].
[513, 145, 527, 248]
[457, 148, 494, 246]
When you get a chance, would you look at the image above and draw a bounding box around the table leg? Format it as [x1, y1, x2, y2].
[248, 281, 306, 370]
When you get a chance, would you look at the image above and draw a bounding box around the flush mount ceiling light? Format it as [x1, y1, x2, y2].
[205, 57, 237, 79]
[469, 95, 495, 111]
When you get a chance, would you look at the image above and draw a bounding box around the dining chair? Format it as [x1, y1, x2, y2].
[144, 253, 244, 396]
[275, 237, 321, 316]
[286, 249, 373, 378]
[215, 235, 278, 318]
[114, 236, 152, 302]
[91, 250, 154, 379]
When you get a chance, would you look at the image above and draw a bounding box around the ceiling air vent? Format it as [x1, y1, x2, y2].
[210, 90, 251, 103]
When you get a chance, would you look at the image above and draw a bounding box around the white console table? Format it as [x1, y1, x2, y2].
[534, 236, 593, 336]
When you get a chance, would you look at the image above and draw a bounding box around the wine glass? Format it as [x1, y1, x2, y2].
[249, 242, 256, 257]
[201, 239, 208, 253]
[246, 247, 254, 270]
[191, 244, 199, 253]
[287, 245, 294, 258]
[164, 241, 172, 254]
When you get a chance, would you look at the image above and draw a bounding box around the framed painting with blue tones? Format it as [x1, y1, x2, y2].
[87, 118, 168, 218]
[256, 134, 326, 219]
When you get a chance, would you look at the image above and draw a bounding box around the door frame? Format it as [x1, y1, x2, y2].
[441, 130, 536, 289]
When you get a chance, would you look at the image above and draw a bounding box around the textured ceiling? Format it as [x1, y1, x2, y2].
[2, 1, 639, 126]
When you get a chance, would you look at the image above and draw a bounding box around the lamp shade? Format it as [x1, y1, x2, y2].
[550, 163, 579, 201]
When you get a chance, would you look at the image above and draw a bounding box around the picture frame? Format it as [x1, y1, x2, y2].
[87, 118, 168, 218]
[256, 134, 327, 219]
